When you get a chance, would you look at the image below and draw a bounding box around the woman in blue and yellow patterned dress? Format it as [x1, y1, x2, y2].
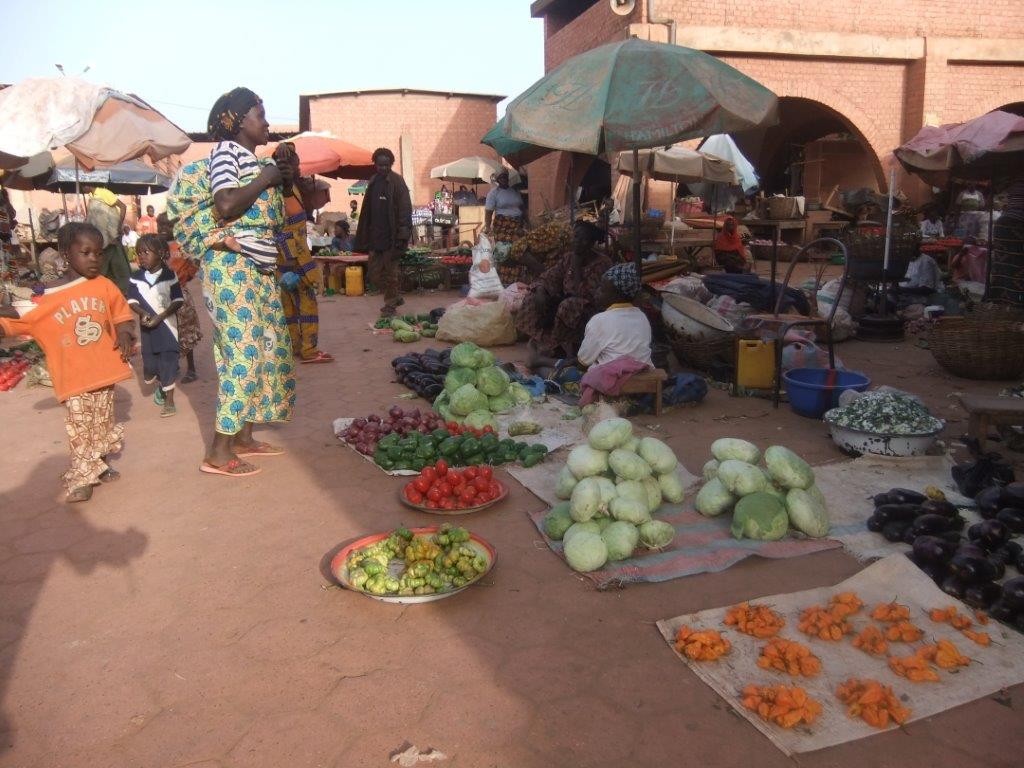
[169, 87, 296, 477]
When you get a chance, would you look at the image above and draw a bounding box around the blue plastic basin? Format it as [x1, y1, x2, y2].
[782, 368, 871, 419]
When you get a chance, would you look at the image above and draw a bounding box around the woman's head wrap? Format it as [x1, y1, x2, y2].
[603, 262, 641, 299]
[207, 88, 262, 141]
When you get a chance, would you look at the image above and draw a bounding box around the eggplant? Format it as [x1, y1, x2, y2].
[996, 508, 1024, 534]
[873, 492, 894, 508]
[957, 542, 988, 560]
[988, 557, 1007, 581]
[949, 554, 998, 584]
[910, 514, 952, 537]
[1014, 613, 1024, 633]
[963, 582, 1002, 611]
[866, 514, 886, 533]
[1017, 551, 1024, 574]
[975, 486, 1003, 519]
[919, 561, 949, 584]
[988, 599, 1017, 623]
[948, 515, 967, 532]
[1001, 482, 1024, 509]
[422, 348, 443, 359]
[902, 526, 918, 545]
[1004, 540, 1023, 559]
[939, 530, 963, 544]
[976, 520, 1011, 551]
[1002, 576, 1024, 611]
[889, 488, 927, 505]
[920, 499, 958, 518]
[941, 575, 968, 599]
[968, 523, 985, 541]
[989, 546, 1015, 565]
[874, 504, 923, 525]
[882, 522, 909, 542]
[912, 535, 956, 564]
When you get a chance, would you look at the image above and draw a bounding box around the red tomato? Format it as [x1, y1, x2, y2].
[413, 477, 431, 494]
[441, 497, 456, 511]
[483, 425, 495, 434]
[461, 485, 478, 500]
[435, 459, 449, 476]
[489, 481, 502, 496]
[426, 487, 443, 503]
[478, 466, 493, 480]
[473, 477, 490, 493]
[404, 486, 423, 504]
[448, 471, 464, 487]
[464, 467, 479, 480]
[439, 482, 453, 497]
[420, 467, 437, 483]
[427, 501, 440, 510]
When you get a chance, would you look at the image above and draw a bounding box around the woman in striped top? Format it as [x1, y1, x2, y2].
[198, 87, 297, 478]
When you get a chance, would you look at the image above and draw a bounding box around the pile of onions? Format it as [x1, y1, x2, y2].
[341, 406, 445, 456]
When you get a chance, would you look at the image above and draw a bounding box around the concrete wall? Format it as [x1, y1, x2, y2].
[304, 92, 502, 209]
[526, 0, 1024, 213]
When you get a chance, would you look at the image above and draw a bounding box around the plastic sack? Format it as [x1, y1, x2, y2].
[435, 298, 517, 346]
[816, 278, 852, 314]
[830, 307, 856, 342]
[952, 438, 1015, 497]
[468, 233, 503, 299]
[499, 282, 529, 313]
[781, 341, 843, 372]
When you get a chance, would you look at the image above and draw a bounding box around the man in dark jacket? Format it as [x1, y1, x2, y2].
[354, 147, 412, 315]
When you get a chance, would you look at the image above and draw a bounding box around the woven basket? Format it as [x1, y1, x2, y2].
[666, 326, 735, 372]
[967, 301, 1024, 323]
[928, 317, 1024, 380]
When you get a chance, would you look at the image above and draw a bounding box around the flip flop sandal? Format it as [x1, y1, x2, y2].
[300, 351, 335, 364]
[153, 388, 166, 406]
[98, 469, 121, 483]
[160, 405, 177, 418]
[199, 458, 261, 477]
[181, 372, 198, 384]
[66, 486, 93, 503]
[234, 442, 285, 457]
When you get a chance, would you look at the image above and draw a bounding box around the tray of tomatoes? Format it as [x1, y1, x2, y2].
[400, 460, 508, 514]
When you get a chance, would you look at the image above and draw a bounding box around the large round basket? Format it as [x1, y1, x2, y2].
[967, 301, 1024, 323]
[666, 326, 735, 372]
[928, 317, 1024, 380]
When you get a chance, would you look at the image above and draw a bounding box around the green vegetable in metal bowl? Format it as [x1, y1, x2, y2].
[824, 392, 943, 435]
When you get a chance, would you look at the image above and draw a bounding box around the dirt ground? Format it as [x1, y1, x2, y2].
[1, 280, 1023, 768]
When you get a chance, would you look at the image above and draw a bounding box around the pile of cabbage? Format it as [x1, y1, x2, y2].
[695, 438, 830, 541]
[432, 342, 532, 432]
[541, 417, 679, 572]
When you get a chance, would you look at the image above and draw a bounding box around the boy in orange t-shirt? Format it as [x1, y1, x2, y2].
[0, 223, 136, 503]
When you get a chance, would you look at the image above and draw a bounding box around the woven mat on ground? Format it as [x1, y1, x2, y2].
[814, 454, 974, 562]
[508, 452, 841, 588]
[656, 554, 1024, 756]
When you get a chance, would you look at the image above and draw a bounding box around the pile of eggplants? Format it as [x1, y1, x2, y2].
[391, 348, 451, 401]
[866, 485, 1024, 633]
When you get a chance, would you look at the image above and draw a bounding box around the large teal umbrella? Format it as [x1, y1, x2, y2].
[484, 37, 778, 264]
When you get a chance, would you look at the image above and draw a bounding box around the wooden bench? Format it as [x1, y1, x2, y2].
[955, 394, 1024, 449]
[599, 369, 669, 416]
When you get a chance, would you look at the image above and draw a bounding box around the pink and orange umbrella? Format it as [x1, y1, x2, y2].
[260, 131, 376, 180]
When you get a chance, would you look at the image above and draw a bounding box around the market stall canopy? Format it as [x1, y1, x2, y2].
[481, 116, 555, 167]
[260, 131, 375, 179]
[46, 157, 173, 195]
[429, 155, 520, 185]
[0, 152, 55, 190]
[698, 134, 759, 194]
[348, 179, 368, 195]
[615, 145, 738, 185]
[0, 77, 190, 170]
[487, 38, 778, 158]
[895, 110, 1024, 186]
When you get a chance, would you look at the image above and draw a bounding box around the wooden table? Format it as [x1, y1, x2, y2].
[955, 393, 1024, 450]
[312, 252, 369, 295]
[743, 218, 807, 245]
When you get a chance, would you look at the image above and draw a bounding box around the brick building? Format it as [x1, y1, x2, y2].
[526, 0, 1024, 213]
[299, 88, 505, 209]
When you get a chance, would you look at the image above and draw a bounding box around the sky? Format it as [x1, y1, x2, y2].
[2, 0, 546, 132]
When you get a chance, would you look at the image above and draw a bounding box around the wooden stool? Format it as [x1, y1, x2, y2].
[955, 394, 1024, 450]
[602, 369, 668, 416]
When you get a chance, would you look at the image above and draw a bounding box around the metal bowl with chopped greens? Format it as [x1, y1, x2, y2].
[823, 392, 944, 436]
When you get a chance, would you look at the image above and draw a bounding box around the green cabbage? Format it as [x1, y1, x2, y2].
[717, 459, 767, 496]
[594, 477, 617, 512]
[615, 480, 648, 507]
[639, 520, 676, 549]
[450, 383, 488, 416]
[464, 410, 498, 432]
[695, 478, 734, 517]
[702, 459, 720, 482]
[444, 366, 478, 394]
[764, 446, 814, 490]
[543, 503, 574, 540]
[710, 438, 761, 465]
[487, 393, 516, 413]
[508, 381, 533, 405]
[658, 472, 684, 504]
[730, 492, 789, 541]
[555, 465, 578, 499]
[450, 342, 484, 368]
[608, 449, 652, 481]
[567, 444, 609, 478]
[638, 437, 677, 474]
[564, 531, 608, 572]
[786, 485, 830, 538]
[602, 521, 640, 560]
[476, 348, 496, 368]
[563, 521, 602, 545]
[433, 391, 456, 423]
[476, 366, 510, 397]
[641, 476, 663, 512]
[570, 477, 603, 522]
[610, 497, 651, 524]
[588, 418, 633, 451]
[594, 516, 613, 531]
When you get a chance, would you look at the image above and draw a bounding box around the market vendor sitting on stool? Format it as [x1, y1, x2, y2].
[517, 220, 612, 367]
[332, 220, 353, 252]
[892, 248, 944, 308]
[713, 215, 751, 273]
[483, 169, 526, 243]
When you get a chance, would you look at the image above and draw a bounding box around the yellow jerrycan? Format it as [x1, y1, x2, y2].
[344, 265, 365, 297]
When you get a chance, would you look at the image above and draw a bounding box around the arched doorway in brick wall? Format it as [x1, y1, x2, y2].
[731, 97, 885, 203]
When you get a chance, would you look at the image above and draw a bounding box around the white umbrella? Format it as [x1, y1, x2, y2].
[430, 155, 520, 185]
[0, 77, 190, 169]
